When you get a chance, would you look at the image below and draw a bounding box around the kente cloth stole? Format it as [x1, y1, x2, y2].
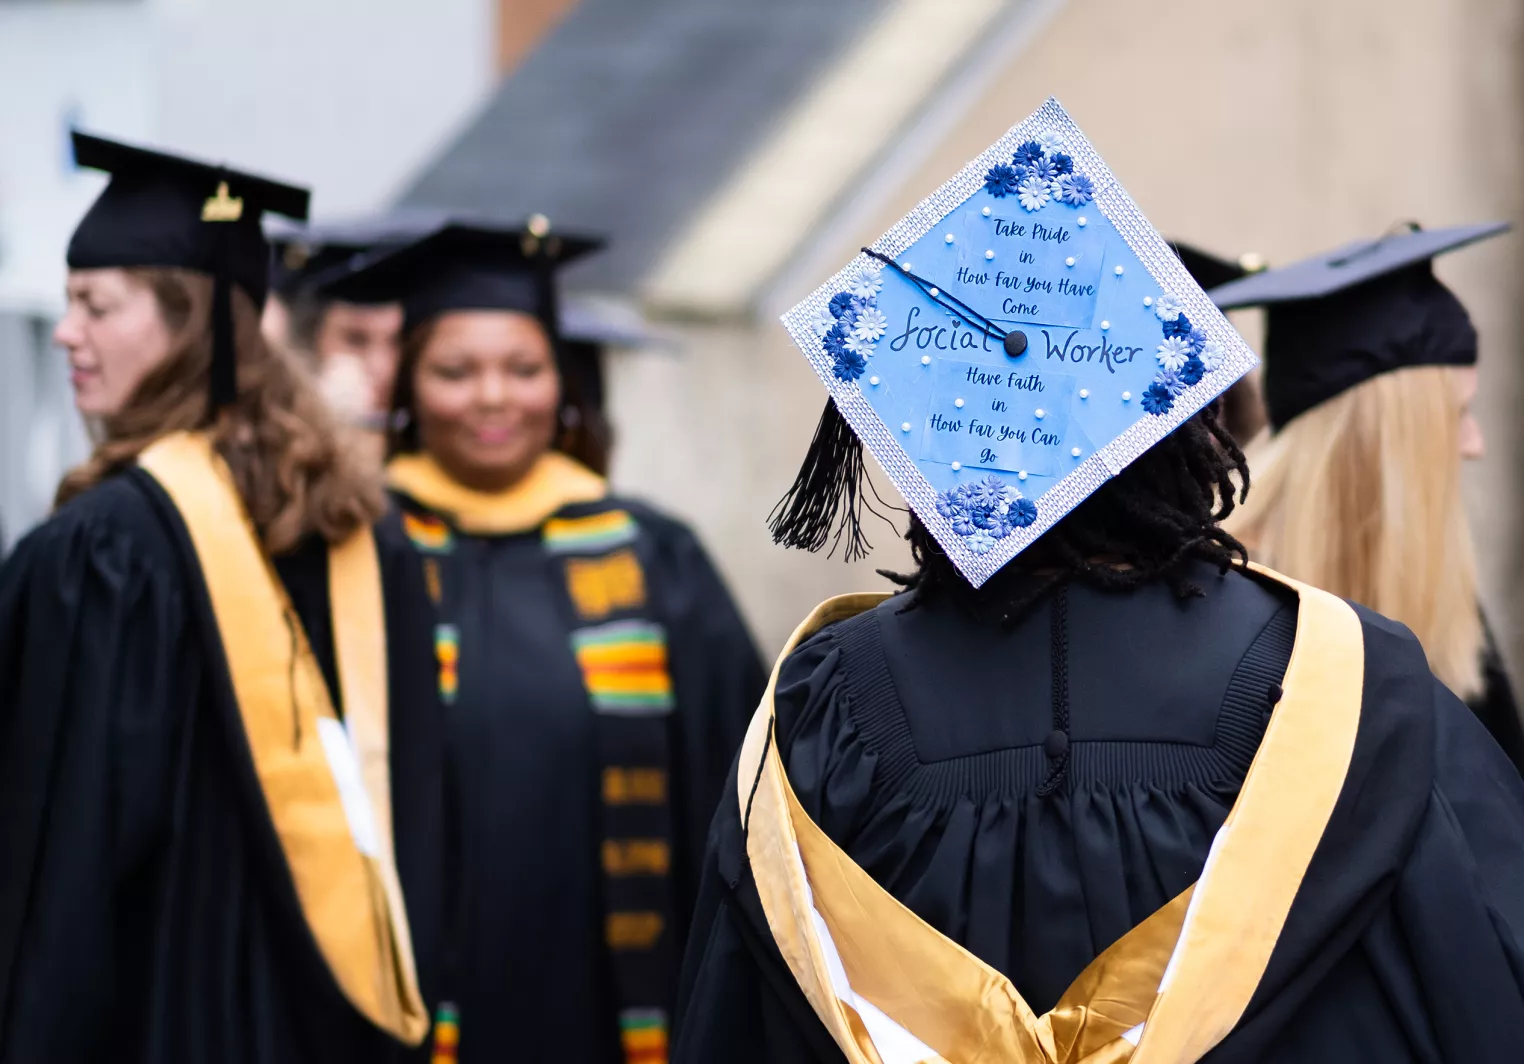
[138, 431, 428, 1047]
[401, 505, 677, 1064]
[739, 569, 1363, 1064]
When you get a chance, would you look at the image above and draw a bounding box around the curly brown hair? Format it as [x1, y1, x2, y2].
[55, 267, 385, 553]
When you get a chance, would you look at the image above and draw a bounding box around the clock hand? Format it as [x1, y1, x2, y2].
[861, 248, 1029, 357]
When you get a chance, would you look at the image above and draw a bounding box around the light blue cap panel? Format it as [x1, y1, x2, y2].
[780, 98, 1258, 587]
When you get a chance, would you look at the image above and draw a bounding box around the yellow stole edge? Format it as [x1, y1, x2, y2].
[737, 566, 1364, 1064]
[385, 450, 606, 535]
[139, 431, 428, 1045]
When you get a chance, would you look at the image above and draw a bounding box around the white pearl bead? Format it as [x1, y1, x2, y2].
[901, 262, 912, 270]
[1114, 265, 1125, 276]
[954, 398, 965, 408]
[1100, 320, 1111, 331]
[1034, 408, 1045, 419]
[929, 287, 940, 297]
[981, 206, 991, 217]
[945, 233, 955, 244]
[1143, 296, 1154, 307]
[1122, 391, 1132, 401]
[920, 355, 932, 366]
[1079, 388, 1089, 399]
[1018, 470, 1028, 481]
[869, 376, 880, 386]
[1071, 447, 1082, 457]
[985, 249, 995, 260]
[1077, 216, 1087, 227]
[901, 422, 912, 432]
[1065, 257, 1075, 267]
[951, 461, 962, 471]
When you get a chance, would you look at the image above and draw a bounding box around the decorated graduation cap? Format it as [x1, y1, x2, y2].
[772, 98, 1258, 587]
[1210, 222, 1510, 430]
[314, 218, 603, 339]
[265, 210, 448, 301]
[67, 130, 310, 409]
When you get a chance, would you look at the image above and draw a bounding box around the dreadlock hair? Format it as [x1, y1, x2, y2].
[882, 403, 1251, 626]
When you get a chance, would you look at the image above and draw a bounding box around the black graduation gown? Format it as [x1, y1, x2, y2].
[0, 469, 434, 1063]
[1468, 620, 1524, 773]
[385, 483, 765, 1063]
[673, 564, 1524, 1062]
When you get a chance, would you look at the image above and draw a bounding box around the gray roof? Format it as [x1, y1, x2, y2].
[397, 0, 882, 293]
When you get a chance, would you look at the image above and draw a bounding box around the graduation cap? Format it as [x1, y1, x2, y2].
[314, 218, 604, 340]
[265, 210, 449, 301]
[772, 97, 1259, 587]
[1168, 242, 1266, 291]
[1209, 222, 1510, 430]
[67, 131, 310, 409]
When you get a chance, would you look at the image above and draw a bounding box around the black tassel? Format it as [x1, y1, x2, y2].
[209, 223, 237, 411]
[767, 398, 893, 562]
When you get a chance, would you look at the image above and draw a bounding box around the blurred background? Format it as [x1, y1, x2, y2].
[2, 0, 1522, 669]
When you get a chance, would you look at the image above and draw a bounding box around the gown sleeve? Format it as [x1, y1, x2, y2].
[0, 496, 193, 1059]
[642, 513, 768, 897]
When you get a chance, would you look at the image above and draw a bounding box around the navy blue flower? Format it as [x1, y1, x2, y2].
[1012, 140, 1044, 166]
[1141, 381, 1176, 415]
[1050, 153, 1074, 175]
[984, 164, 1019, 198]
[1055, 173, 1094, 206]
[1010, 497, 1038, 528]
[1179, 357, 1206, 387]
[951, 511, 976, 536]
[828, 291, 857, 320]
[832, 348, 867, 382]
[1161, 313, 1194, 340]
[1029, 156, 1059, 183]
[822, 324, 851, 356]
[935, 489, 962, 519]
[987, 515, 1013, 540]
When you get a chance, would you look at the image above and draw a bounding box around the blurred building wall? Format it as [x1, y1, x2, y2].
[608, 0, 1524, 665]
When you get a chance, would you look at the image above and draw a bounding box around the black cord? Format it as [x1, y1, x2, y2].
[1036, 584, 1071, 797]
[860, 247, 1011, 345]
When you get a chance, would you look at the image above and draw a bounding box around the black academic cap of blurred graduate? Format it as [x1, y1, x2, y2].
[1168, 242, 1267, 292]
[265, 210, 449, 301]
[1209, 221, 1510, 430]
[67, 130, 310, 409]
[313, 217, 604, 338]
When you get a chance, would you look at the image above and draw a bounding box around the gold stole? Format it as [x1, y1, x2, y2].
[138, 432, 428, 1046]
[386, 450, 607, 534]
[738, 568, 1364, 1064]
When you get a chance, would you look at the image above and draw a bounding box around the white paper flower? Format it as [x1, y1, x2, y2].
[852, 264, 884, 300]
[1037, 130, 1066, 154]
[1197, 339, 1224, 371]
[968, 529, 996, 555]
[1156, 335, 1193, 372]
[1153, 294, 1184, 322]
[813, 306, 837, 337]
[844, 333, 875, 357]
[1017, 174, 1051, 212]
[852, 305, 888, 342]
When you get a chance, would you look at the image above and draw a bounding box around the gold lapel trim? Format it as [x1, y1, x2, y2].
[139, 432, 428, 1045]
[738, 568, 1363, 1064]
[386, 451, 606, 535]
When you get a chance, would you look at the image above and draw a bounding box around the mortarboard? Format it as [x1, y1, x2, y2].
[772, 98, 1258, 587]
[265, 210, 449, 302]
[1209, 222, 1510, 429]
[1168, 242, 1265, 292]
[67, 130, 310, 409]
[313, 218, 603, 341]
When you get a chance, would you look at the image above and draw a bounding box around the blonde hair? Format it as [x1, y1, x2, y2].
[56, 268, 385, 553]
[1225, 364, 1483, 699]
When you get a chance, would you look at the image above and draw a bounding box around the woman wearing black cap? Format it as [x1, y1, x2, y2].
[0, 133, 430, 1061]
[320, 220, 765, 1063]
[1220, 223, 1524, 772]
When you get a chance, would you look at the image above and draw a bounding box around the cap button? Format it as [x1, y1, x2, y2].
[1003, 331, 1028, 358]
[1043, 729, 1069, 760]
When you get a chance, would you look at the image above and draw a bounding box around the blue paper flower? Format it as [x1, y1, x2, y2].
[1037, 131, 1066, 155]
[1198, 339, 1224, 371]
[968, 529, 997, 555]
[832, 349, 867, 382]
[1029, 156, 1059, 183]
[1187, 327, 1209, 356]
[951, 512, 976, 537]
[852, 305, 888, 342]
[1161, 313, 1194, 340]
[828, 292, 857, 320]
[968, 475, 1006, 510]
[822, 324, 851, 356]
[1153, 294, 1184, 323]
[844, 332, 875, 357]
[1156, 368, 1186, 396]
[1054, 173, 1094, 206]
[812, 306, 838, 338]
[851, 264, 883, 300]
[1018, 173, 1051, 213]
[1141, 381, 1176, 415]
[1155, 335, 1192, 372]
[984, 164, 1020, 198]
[1010, 497, 1038, 527]
[1013, 140, 1045, 166]
[1179, 357, 1206, 387]
[935, 489, 962, 519]
[1050, 152, 1075, 175]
